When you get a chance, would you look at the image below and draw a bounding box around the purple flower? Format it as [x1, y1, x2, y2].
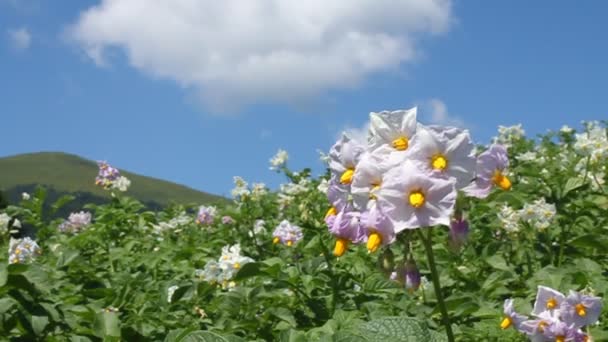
[196, 206, 217, 225]
[542, 320, 577, 341]
[328, 210, 368, 256]
[532, 286, 565, 319]
[501, 299, 528, 330]
[560, 290, 603, 328]
[328, 134, 365, 186]
[463, 144, 511, 198]
[58, 211, 92, 234]
[221, 216, 235, 225]
[403, 259, 421, 293]
[95, 161, 121, 189]
[377, 160, 457, 231]
[272, 220, 303, 247]
[448, 216, 469, 251]
[327, 176, 352, 212]
[360, 202, 394, 253]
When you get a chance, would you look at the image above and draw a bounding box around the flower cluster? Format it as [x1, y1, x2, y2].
[323, 107, 511, 256]
[269, 149, 289, 171]
[498, 198, 556, 233]
[502, 286, 602, 341]
[95, 161, 131, 192]
[272, 220, 303, 246]
[152, 211, 192, 235]
[196, 205, 217, 225]
[230, 176, 268, 201]
[248, 219, 267, 243]
[8, 237, 41, 264]
[58, 211, 92, 234]
[196, 244, 254, 290]
[493, 124, 526, 148]
[573, 121, 608, 164]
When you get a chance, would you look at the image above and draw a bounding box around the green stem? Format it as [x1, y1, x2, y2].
[419, 228, 455, 342]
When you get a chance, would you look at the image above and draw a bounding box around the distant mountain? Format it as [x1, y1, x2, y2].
[0, 152, 227, 215]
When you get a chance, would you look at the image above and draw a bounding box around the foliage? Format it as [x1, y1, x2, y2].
[0, 125, 607, 341]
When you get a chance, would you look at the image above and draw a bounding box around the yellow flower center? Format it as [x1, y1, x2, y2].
[500, 316, 512, 330]
[408, 190, 426, 208]
[340, 168, 355, 185]
[369, 182, 381, 200]
[325, 207, 337, 219]
[287, 240, 293, 247]
[556, 336, 565, 342]
[392, 136, 409, 151]
[333, 238, 349, 257]
[431, 155, 448, 171]
[233, 262, 240, 269]
[272, 237, 280, 244]
[575, 303, 587, 317]
[367, 232, 382, 253]
[546, 297, 557, 310]
[538, 320, 548, 333]
[492, 170, 512, 190]
[14, 248, 21, 255]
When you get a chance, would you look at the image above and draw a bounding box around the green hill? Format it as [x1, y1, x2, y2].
[0, 152, 226, 211]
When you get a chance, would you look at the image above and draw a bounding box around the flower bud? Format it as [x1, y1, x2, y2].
[449, 216, 469, 252]
[377, 248, 395, 275]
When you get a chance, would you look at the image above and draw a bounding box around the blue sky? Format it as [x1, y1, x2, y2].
[1, 1, 607, 198]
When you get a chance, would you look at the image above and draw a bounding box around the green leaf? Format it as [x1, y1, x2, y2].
[94, 311, 121, 338]
[563, 177, 585, 198]
[0, 263, 6, 287]
[485, 255, 512, 272]
[164, 329, 245, 342]
[359, 317, 433, 342]
[233, 262, 264, 281]
[270, 307, 297, 328]
[0, 297, 17, 314]
[31, 315, 49, 336]
[51, 194, 75, 215]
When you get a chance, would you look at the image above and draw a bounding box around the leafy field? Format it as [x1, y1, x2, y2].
[1, 111, 607, 341]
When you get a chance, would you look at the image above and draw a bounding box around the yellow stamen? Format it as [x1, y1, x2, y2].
[538, 320, 548, 333]
[325, 207, 337, 219]
[575, 303, 587, 317]
[333, 238, 349, 257]
[367, 232, 382, 253]
[431, 155, 448, 171]
[546, 297, 557, 310]
[492, 170, 512, 190]
[233, 262, 240, 269]
[556, 336, 565, 342]
[500, 317, 512, 330]
[340, 168, 355, 185]
[408, 191, 426, 208]
[14, 248, 21, 255]
[272, 237, 280, 244]
[369, 182, 381, 200]
[392, 136, 409, 151]
[287, 240, 293, 247]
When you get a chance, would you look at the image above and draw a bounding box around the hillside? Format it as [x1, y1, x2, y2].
[0, 152, 226, 211]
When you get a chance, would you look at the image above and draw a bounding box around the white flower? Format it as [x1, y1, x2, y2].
[560, 125, 573, 134]
[21, 192, 30, 201]
[520, 198, 556, 231]
[497, 205, 520, 233]
[167, 285, 179, 303]
[317, 178, 329, 195]
[8, 237, 41, 264]
[231, 176, 251, 199]
[249, 219, 267, 239]
[251, 183, 267, 199]
[401, 125, 476, 190]
[493, 124, 525, 147]
[516, 151, 539, 162]
[573, 123, 608, 163]
[269, 149, 289, 170]
[111, 176, 131, 192]
[368, 107, 418, 151]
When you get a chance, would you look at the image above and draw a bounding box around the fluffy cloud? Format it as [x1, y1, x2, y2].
[67, 0, 452, 112]
[7, 27, 31, 50]
[422, 98, 464, 127]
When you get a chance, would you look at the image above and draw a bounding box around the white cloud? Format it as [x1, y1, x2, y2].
[420, 98, 464, 127]
[7, 27, 31, 50]
[67, 0, 452, 113]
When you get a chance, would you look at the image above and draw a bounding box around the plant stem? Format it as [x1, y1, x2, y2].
[419, 228, 455, 342]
